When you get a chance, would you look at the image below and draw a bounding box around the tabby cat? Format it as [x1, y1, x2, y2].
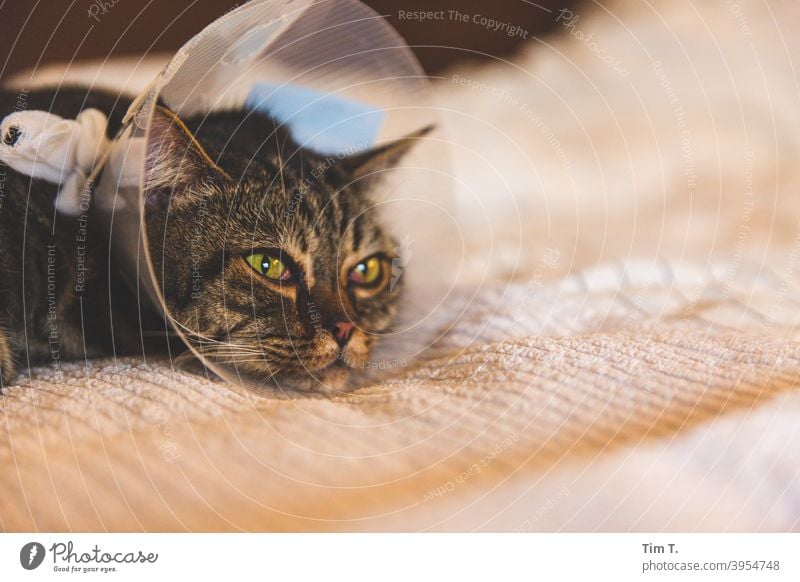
[0, 86, 427, 391]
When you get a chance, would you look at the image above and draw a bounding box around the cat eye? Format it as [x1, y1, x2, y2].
[244, 252, 292, 282]
[348, 255, 384, 287]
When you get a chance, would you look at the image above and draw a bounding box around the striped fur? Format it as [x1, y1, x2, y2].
[144, 106, 426, 391]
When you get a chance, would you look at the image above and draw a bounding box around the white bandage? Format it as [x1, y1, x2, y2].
[0, 108, 110, 215]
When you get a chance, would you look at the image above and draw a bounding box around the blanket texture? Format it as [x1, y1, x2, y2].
[3, 0, 800, 531]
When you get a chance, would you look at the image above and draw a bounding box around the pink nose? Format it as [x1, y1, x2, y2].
[331, 321, 354, 345]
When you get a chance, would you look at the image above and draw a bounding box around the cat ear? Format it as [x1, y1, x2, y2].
[144, 105, 230, 207]
[337, 124, 435, 183]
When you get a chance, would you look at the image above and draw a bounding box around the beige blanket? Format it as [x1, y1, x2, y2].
[3, 0, 800, 531]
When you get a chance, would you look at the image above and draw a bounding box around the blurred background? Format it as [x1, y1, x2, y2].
[0, 0, 584, 78]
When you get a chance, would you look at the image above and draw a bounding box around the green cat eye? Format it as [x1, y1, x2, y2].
[349, 255, 383, 286]
[245, 252, 291, 281]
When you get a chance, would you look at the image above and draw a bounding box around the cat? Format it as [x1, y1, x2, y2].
[0, 86, 143, 390]
[0, 86, 429, 392]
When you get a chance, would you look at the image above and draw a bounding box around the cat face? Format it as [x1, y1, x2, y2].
[144, 106, 429, 390]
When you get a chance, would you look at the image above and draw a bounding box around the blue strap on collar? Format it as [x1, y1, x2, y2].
[246, 82, 384, 155]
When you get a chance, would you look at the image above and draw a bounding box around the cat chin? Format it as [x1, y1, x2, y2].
[198, 336, 374, 394]
[276, 336, 373, 392]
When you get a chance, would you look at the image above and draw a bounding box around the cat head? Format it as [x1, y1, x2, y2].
[143, 105, 431, 391]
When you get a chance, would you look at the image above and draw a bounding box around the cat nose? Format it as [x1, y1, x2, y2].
[328, 318, 354, 346]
